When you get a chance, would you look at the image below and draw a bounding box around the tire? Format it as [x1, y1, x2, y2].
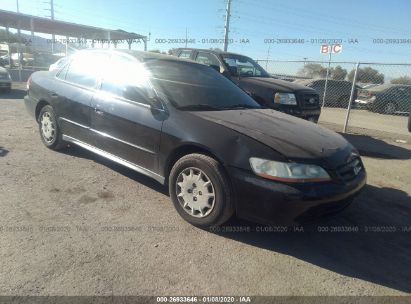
[169, 153, 234, 227]
[383, 102, 397, 115]
[38, 105, 67, 150]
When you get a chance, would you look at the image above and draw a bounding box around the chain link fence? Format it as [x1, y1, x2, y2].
[256, 59, 411, 139]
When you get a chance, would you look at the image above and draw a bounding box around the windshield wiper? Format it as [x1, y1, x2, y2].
[177, 104, 222, 111]
[219, 104, 260, 110]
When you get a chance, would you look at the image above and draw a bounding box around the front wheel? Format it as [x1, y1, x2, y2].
[169, 153, 234, 227]
[38, 105, 67, 150]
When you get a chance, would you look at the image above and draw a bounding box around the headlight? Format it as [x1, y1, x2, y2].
[249, 158, 331, 182]
[274, 93, 297, 105]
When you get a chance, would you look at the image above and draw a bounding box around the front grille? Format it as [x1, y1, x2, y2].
[300, 93, 320, 108]
[336, 156, 363, 182]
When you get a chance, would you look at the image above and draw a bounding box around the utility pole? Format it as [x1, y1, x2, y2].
[265, 45, 270, 70]
[185, 28, 188, 48]
[223, 0, 232, 52]
[16, 0, 22, 82]
[50, 0, 55, 54]
[44, 0, 55, 53]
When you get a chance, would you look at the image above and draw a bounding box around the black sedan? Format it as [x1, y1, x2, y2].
[24, 49, 366, 227]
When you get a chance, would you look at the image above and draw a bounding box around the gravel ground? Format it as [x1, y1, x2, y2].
[319, 107, 411, 139]
[0, 84, 410, 296]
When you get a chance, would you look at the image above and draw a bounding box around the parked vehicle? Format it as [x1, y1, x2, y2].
[25, 49, 366, 227]
[172, 48, 321, 123]
[0, 53, 9, 67]
[408, 111, 411, 132]
[358, 83, 379, 90]
[11, 52, 34, 67]
[355, 84, 411, 114]
[0, 66, 12, 93]
[295, 79, 359, 108]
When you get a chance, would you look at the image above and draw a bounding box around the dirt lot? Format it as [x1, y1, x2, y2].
[320, 107, 411, 139]
[0, 84, 410, 296]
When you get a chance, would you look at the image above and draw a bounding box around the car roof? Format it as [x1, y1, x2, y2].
[75, 49, 200, 65]
[370, 83, 411, 90]
[174, 48, 251, 58]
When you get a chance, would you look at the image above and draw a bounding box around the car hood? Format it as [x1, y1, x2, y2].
[239, 77, 316, 92]
[192, 109, 352, 162]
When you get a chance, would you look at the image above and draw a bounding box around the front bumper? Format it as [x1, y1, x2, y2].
[0, 80, 11, 89]
[229, 166, 366, 225]
[354, 99, 372, 109]
[277, 106, 321, 121]
[24, 94, 38, 119]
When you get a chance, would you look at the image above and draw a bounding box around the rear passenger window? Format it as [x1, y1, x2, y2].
[56, 63, 69, 80]
[65, 52, 106, 88]
[178, 50, 192, 59]
[101, 55, 154, 104]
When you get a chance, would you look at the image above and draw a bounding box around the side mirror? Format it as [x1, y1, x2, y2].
[149, 96, 164, 110]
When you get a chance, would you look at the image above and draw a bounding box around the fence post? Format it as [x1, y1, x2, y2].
[343, 62, 360, 133]
[321, 51, 332, 108]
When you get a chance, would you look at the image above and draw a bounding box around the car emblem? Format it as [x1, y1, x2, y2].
[353, 165, 361, 175]
[309, 97, 316, 104]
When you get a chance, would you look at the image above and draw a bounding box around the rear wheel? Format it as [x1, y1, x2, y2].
[38, 105, 67, 150]
[383, 102, 397, 115]
[169, 153, 234, 227]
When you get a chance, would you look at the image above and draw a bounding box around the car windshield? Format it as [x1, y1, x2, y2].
[145, 59, 261, 110]
[222, 54, 270, 78]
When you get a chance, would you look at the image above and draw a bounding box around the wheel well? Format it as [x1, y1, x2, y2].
[164, 145, 222, 184]
[35, 100, 50, 122]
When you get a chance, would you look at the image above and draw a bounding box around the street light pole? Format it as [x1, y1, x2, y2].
[223, 0, 232, 52]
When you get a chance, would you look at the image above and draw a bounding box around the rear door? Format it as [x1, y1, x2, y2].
[54, 52, 106, 143]
[90, 53, 164, 177]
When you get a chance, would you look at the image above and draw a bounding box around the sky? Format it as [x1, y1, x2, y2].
[2, 0, 411, 63]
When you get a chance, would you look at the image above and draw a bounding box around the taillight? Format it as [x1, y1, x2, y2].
[27, 75, 32, 91]
[368, 91, 373, 97]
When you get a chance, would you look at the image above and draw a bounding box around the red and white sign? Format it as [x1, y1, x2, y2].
[320, 44, 343, 54]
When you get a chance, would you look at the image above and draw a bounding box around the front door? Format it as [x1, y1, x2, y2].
[90, 53, 164, 177]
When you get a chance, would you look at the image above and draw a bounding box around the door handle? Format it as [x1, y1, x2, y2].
[94, 108, 104, 115]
